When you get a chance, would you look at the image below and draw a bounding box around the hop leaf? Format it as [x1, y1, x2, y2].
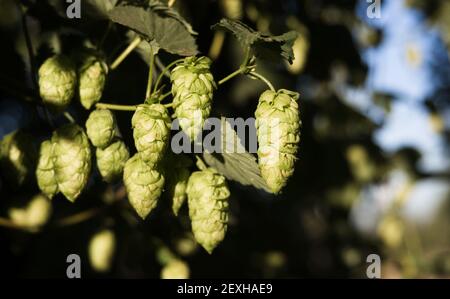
[171, 56, 216, 140]
[36, 140, 58, 199]
[187, 168, 230, 254]
[38, 54, 77, 111]
[255, 89, 301, 194]
[131, 104, 171, 165]
[123, 154, 165, 219]
[96, 140, 130, 183]
[88, 229, 116, 272]
[86, 109, 117, 149]
[0, 130, 36, 187]
[161, 259, 190, 279]
[78, 54, 108, 110]
[166, 154, 192, 216]
[52, 124, 92, 202]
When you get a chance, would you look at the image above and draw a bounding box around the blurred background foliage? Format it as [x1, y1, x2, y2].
[0, 0, 450, 278]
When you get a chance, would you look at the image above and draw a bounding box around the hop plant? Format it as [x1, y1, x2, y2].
[78, 54, 108, 110]
[132, 104, 171, 165]
[38, 54, 77, 111]
[160, 259, 190, 279]
[96, 140, 130, 183]
[0, 130, 36, 187]
[86, 109, 117, 149]
[166, 154, 192, 216]
[255, 89, 301, 194]
[123, 154, 165, 219]
[36, 140, 59, 199]
[170, 56, 216, 140]
[88, 229, 116, 273]
[187, 168, 230, 254]
[36, 124, 92, 202]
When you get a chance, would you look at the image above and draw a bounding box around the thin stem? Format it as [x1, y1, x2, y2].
[218, 67, 245, 85]
[110, 36, 142, 70]
[96, 103, 138, 111]
[248, 71, 276, 91]
[145, 51, 155, 100]
[153, 58, 184, 93]
[195, 155, 208, 171]
[63, 111, 75, 123]
[97, 21, 112, 50]
[163, 102, 175, 108]
[159, 91, 172, 102]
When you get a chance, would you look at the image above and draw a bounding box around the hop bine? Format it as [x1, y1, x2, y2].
[132, 104, 171, 165]
[36, 124, 92, 202]
[123, 154, 165, 219]
[38, 54, 77, 111]
[96, 140, 130, 183]
[255, 89, 301, 194]
[170, 56, 216, 141]
[86, 109, 117, 149]
[187, 168, 230, 254]
[78, 53, 108, 110]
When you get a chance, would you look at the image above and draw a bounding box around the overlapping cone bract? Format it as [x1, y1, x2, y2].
[86, 109, 116, 149]
[187, 168, 230, 254]
[123, 154, 165, 219]
[36, 140, 59, 199]
[96, 140, 129, 183]
[0, 130, 36, 186]
[132, 104, 171, 165]
[38, 54, 77, 111]
[255, 89, 300, 194]
[52, 124, 92, 202]
[171, 56, 216, 140]
[78, 54, 108, 110]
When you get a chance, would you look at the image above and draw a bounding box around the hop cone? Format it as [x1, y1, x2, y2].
[255, 89, 301, 194]
[161, 259, 190, 279]
[187, 168, 230, 254]
[0, 130, 36, 187]
[166, 154, 192, 216]
[96, 140, 130, 183]
[170, 56, 216, 140]
[132, 104, 171, 165]
[38, 54, 77, 111]
[86, 109, 116, 149]
[52, 124, 92, 202]
[78, 54, 108, 110]
[8, 194, 53, 231]
[88, 229, 116, 273]
[36, 140, 58, 199]
[123, 154, 165, 219]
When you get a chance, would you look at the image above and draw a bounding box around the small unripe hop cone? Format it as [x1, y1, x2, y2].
[255, 89, 301, 194]
[86, 109, 117, 149]
[78, 54, 108, 110]
[170, 56, 216, 141]
[38, 55, 77, 111]
[88, 229, 116, 273]
[187, 168, 230, 254]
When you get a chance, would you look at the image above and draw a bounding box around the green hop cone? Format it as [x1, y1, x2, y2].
[96, 140, 130, 183]
[170, 56, 216, 140]
[123, 154, 165, 219]
[131, 104, 171, 165]
[255, 89, 301, 194]
[166, 154, 192, 216]
[38, 54, 77, 111]
[161, 259, 190, 279]
[0, 130, 36, 187]
[36, 140, 58, 199]
[187, 168, 230, 254]
[78, 54, 108, 110]
[52, 124, 92, 202]
[86, 109, 116, 148]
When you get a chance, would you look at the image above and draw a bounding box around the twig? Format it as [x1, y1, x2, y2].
[110, 36, 142, 70]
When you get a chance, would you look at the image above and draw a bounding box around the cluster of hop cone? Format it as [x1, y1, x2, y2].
[26, 53, 301, 254]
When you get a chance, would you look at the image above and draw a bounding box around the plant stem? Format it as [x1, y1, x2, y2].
[153, 58, 184, 93]
[63, 111, 75, 123]
[97, 21, 112, 50]
[163, 102, 175, 108]
[110, 36, 142, 70]
[195, 155, 208, 171]
[96, 103, 138, 111]
[145, 51, 155, 100]
[159, 91, 172, 102]
[249, 71, 276, 91]
[218, 67, 245, 85]
[208, 30, 225, 60]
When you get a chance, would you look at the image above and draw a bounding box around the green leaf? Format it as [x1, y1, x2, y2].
[211, 18, 298, 64]
[202, 118, 270, 192]
[108, 4, 198, 56]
